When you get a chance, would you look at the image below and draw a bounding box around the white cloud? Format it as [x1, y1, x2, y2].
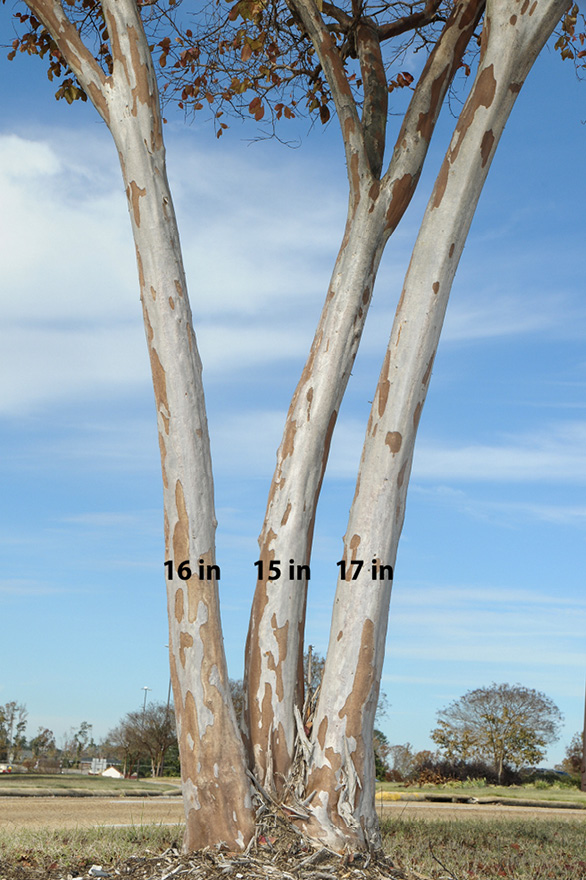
[0, 129, 348, 417]
[2, 126, 583, 420]
[442, 291, 569, 342]
[0, 323, 148, 415]
[386, 581, 586, 672]
[414, 421, 586, 483]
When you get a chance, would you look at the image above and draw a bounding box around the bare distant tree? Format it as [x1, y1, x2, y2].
[0, 702, 27, 763]
[108, 702, 176, 777]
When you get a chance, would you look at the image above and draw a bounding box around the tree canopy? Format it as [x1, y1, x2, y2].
[431, 683, 563, 782]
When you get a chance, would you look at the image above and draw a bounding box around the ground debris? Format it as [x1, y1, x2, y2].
[0, 840, 425, 880]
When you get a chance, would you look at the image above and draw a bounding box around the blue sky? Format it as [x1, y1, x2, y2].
[0, 15, 585, 767]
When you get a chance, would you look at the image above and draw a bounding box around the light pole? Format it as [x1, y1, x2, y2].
[136, 686, 151, 780]
[142, 685, 151, 718]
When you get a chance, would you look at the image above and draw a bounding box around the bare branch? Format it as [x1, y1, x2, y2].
[378, 0, 443, 41]
[356, 22, 387, 177]
[321, 1, 353, 30]
[285, 0, 367, 184]
[23, 0, 109, 120]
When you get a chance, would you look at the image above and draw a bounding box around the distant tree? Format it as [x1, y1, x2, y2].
[108, 702, 176, 777]
[29, 727, 57, 759]
[25, 727, 58, 772]
[386, 743, 415, 781]
[557, 731, 583, 775]
[412, 750, 436, 770]
[229, 679, 245, 728]
[61, 720, 94, 768]
[0, 702, 27, 763]
[105, 723, 142, 778]
[373, 729, 391, 780]
[431, 684, 563, 783]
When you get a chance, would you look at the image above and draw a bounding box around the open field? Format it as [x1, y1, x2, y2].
[0, 774, 181, 796]
[3, 792, 586, 830]
[2, 780, 586, 878]
[376, 780, 586, 806]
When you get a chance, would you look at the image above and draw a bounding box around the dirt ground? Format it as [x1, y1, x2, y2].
[2, 796, 586, 829]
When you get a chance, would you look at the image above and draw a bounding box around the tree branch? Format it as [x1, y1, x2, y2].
[23, 0, 109, 121]
[285, 0, 367, 186]
[322, 1, 353, 31]
[378, 0, 443, 41]
[356, 21, 387, 177]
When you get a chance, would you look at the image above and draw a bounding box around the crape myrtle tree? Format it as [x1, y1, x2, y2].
[5, 0, 580, 853]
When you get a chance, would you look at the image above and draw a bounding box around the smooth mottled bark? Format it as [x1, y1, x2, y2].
[298, 0, 569, 849]
[245, 0, 484, 790]
[18, 0, 570, 855]
[24, 0, 255, 851]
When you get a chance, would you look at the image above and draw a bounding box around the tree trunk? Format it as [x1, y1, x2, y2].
[298, 0, 569, 849]
[24, 0, 256, 852]
[245, 0, 485, 789]
[101, 0, 256, 850]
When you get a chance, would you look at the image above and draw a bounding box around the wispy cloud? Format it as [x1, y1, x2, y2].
[3, 127, 583, 421]
[0, 579, 74, 596]
[411, 484, 586, 528]
[386, 581, 586, 678]
[414, 421, 586, 483]
[59, 511, 158, 529]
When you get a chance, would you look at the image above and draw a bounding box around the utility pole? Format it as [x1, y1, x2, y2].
[580, 676, 586, 791]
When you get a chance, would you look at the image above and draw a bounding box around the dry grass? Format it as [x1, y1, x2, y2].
[0, 774, 179, 795]
[1, 805, 586, 879]
[382, 815, 586, 879]
[0, 825, 183, 873]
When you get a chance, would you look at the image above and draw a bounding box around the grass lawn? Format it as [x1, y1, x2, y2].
[376, 780, 586, 806]
[1, 817, 586, 879]
[0, 825, 183, 872]
[382, 815, 586, 879]
[0, 773, 180, 795]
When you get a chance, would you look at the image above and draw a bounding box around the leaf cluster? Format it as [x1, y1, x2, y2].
[5, 0, 458, 133]
[554, 3, 586, 67]
[155, 0, 450, 135]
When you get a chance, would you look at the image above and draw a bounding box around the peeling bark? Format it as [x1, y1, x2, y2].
[22, 0, 569, 855]
[102, 0, 256, 851]
[245, 0, 484, 793]
[299, 0, 569, 850]
[26, 0, 254, 852]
